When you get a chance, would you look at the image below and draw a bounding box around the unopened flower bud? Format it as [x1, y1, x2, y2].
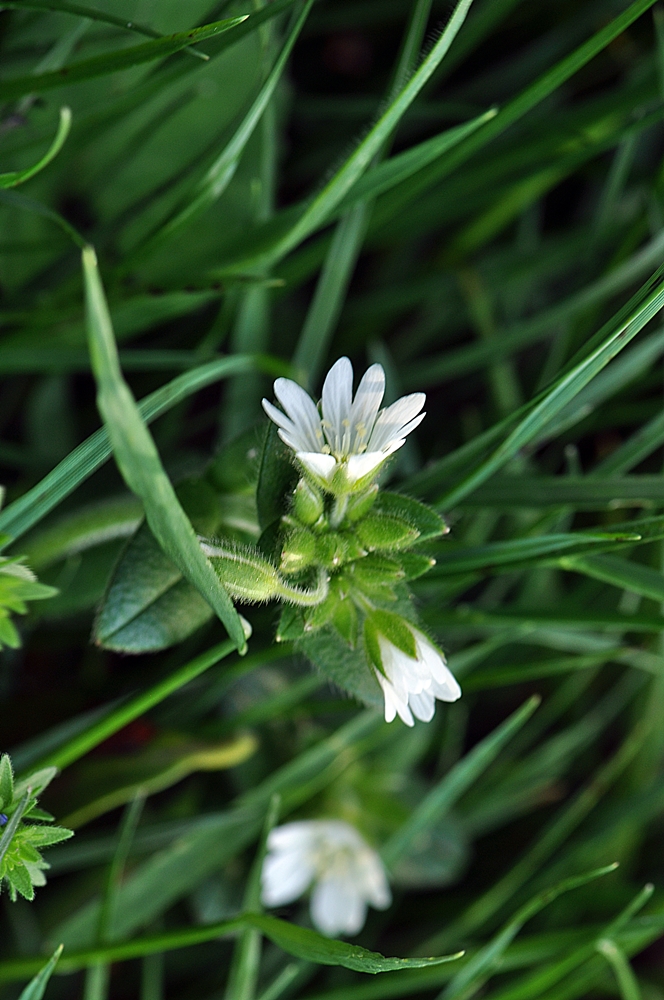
[292, 478, 324, 526]
[280, 527, 317, 575]
[201, 541, 281, 603]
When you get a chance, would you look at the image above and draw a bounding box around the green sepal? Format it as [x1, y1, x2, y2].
[374, 491, 447, 542]
[369, 608, 417, 658]
[398, 552, 436, 580]
[346, 485, 379, 522]
[332, 597, 358, 648]
[304, 592, 337, 632]
[8, 863, 35, 901]
[315, 531, 363, 568]
[0, 754, 13, 811]
[24, 807, 55, 822]
[355, 513, 419, 552]
[363, 616, 383, 673]
[277, 604, 306, 642]
[280, 526, 317, 575]
[292, 478, 324, 526]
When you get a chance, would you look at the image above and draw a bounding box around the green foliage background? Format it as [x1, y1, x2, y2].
[4, 0, 664, 997]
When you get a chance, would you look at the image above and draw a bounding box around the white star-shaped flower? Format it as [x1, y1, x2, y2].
[262, 357, 425, 490]
[261, 819, 391, 937]
[374, 626, 461, 727]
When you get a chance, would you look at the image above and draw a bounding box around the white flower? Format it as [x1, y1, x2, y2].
[262, 357, 425, 489]
[374, 627, 461, 727]
[261, 819, 391, 937]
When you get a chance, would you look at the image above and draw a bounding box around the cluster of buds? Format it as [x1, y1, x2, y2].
[203, 358, 461, 727]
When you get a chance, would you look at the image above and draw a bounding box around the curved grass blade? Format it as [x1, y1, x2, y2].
[226, 0, 477, 274]
[438, 275, 664, 509]
[382, 696, 539, 869]
[82, 245, 246, 651]
[442, 865, 619, 1000]
[0, 354, 259, 543]
[3, 1, 209, 59]
[0, 107, 71, 189]
[143, 0, 314, 254]
[0, 15, 248, 99]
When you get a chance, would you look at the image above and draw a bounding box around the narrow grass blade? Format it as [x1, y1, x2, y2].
[0, 107, 71, 188]
[23, 639, 235, 773]
[443, 864, 618, 1000]
[0, 15, 248, 99]
[382, 696, 539, 869]
[17, 946, 63, 1000]
[0, 354, 258, 542]
[231, 0, 477, 273]
[438, 276, 664, 509]
[147, 0, 314, 252]
[4, 1, 209, 57]
[560, 553, 664, 603]
[596, 939, 642, 1000]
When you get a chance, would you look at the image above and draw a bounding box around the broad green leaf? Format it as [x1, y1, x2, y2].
[0, 15, 248, 99]
[0, 108, 71, 189]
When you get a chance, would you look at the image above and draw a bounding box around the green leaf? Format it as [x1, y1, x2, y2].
[82, 245, 246, 652]
[256, 423, 299, 533]
[17, 946, 63, 1000]
[0, 755, 14, 811]
[300, 624, 383, 708]
[560, 553, 664, 603]
[374, 491, 447, 542]
[246, 913, 464, 973]
[0, 107, 71, 189]
[0, 15, 248, 99]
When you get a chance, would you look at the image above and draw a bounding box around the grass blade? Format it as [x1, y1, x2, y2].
[82, 245, 246, 651]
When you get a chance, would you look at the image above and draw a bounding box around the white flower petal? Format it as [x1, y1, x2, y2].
[297, 452, 337, 482]
[261, 850, 315, 906]
[408, 689, 436, 722]
[261, 399, 311, 453]
[346, 451, 386, 484]
[322, 357, 353, 454]
[311, 875, 366, 937]
[268, 822, 316, 852]
[368, 393, 426, 452]
[349, 364, 385, 451]
[273, 378, 324, 453]
[356, 851, 392, 909]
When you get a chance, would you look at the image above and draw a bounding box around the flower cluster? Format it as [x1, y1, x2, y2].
[261, 819, 391, 937]
[260, 358, 461, 727]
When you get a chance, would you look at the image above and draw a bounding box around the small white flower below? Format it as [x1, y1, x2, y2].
[261, 819, 391, 937]
[374, 627, 461, 727]
[262, 357, 425, 490]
